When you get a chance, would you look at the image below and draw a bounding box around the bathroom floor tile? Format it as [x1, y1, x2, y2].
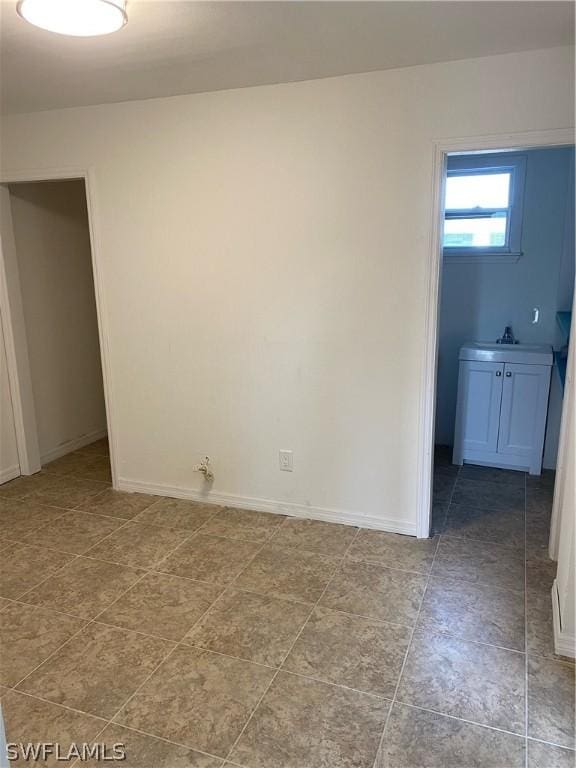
[85, 521, 192, 568]
[114, 645, 274, 757]
[0, 543, 76, 600]
[431, 502, 448, 534]
[199, 507, 286, 543]
[433, 536, 525, 592]
[376, 703, 525, 768]
[1, 690, 105, 767]
[526, 558, 557, 596]
[452, 479, 525, 512]
[348, 530, 438, 573]
[270, 517, 358, 555]
[527, 740, 576, 768]
[185, 588, 310, 666]
[396, 629, 526, 733]
[526, 593, 557, 659]
[320, 559, 426, 626]
[134, 497, 219, 531]
[230, 671, 390, 768]
[526, 508, 553, 557]
[24, 510, 125, 554]
[84, 723, 223, 767]
[283, 606, 410, 697]
[98, 572, 222, 641]
[528, 656, 575, 748]
[434, 462, 460, 477]
[418, 575, 525, 650]
[444, 503, 525, 549]
[76, 489, 158, 519]
[159, 534, 260, 585]
[0, 602, 85, 687]
[432, 472, 457, 503]
[459, 465, 526, 486]
[18, 623, 174, 719]
[234, 544, 337, 603]
[526, 486, 554, 516]
[22, 556, 144, 619]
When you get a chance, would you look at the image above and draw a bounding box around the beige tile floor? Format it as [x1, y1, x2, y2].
[0, 440, 574, 767]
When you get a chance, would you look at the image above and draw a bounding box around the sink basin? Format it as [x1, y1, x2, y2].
[460, 342, 553, 365]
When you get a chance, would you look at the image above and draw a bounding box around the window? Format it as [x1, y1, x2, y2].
[443, 154, 526, 260]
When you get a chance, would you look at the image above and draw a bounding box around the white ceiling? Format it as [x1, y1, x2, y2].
[1, 1, 573, 115]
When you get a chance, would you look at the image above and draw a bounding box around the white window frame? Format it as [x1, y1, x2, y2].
[443, 153, 527, 263]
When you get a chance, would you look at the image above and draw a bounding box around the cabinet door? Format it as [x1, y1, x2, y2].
[456, 360, 504, 454]
[498, 363, 551, 457]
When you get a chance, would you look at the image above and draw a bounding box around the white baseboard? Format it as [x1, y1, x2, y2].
[552, 579, 576, 659]
[0, 464, 20, 485]
[116, 477, 417, 536]
[41, 428, 107, 464]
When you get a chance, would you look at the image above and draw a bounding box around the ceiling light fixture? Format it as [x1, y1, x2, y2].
[17, 0, 127, 37]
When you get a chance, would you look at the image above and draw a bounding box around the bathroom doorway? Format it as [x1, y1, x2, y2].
[419, 131, 575, 660]
[432, 143, 573, 528]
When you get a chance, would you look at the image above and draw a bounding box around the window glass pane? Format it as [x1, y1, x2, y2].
[443, 215, 507, 248]
[445, 172, 511, 210]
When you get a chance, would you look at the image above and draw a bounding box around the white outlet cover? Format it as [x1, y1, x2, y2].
[279, 450, 293, 471]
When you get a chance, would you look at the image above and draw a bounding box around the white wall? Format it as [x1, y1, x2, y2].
[0, 311, 20, 483]
[1, 47, 573, 533]
[435, 147, 575, 455]
[8, 181, 107, 462]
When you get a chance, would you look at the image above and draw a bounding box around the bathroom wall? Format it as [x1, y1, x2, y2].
[435, 147, 575, 463]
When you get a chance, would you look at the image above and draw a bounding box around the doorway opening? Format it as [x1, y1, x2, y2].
[0, 178, 112, 497]
[424, 138, 574, 659]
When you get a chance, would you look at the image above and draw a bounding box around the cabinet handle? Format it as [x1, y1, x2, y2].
[506, 371, 512, 377]
[496, 371, 502, 377]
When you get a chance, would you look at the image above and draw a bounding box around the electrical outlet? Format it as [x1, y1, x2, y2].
[279, 449, 293, 472]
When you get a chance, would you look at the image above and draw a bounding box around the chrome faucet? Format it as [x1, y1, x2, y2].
[497, 326, 518, 345]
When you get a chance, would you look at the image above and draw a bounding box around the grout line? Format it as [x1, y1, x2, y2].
[342, 554, 438, 578]
[6, 585, 531, 668]
[439, 529, 525, 552]
[401, 625, 526, 656]
[9, 554, 83, 604]
[13, 505, 216, 768]
[276, 667, 393, 701]
[370, 529, 443, 767]
[525, 735, 576, 752]
[11, 571, 153, 691]
[72, 721, 226, 766]
[222, 526, 362, 764]
[6, 456, 568, 765]
[397, 701, 527, 740]
[65, 531, 278, 766]
[4, 688, 110, 723]
[10, 514, 201, 693]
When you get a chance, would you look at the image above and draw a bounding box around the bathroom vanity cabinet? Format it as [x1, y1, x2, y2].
[453, 342, 553, 475]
